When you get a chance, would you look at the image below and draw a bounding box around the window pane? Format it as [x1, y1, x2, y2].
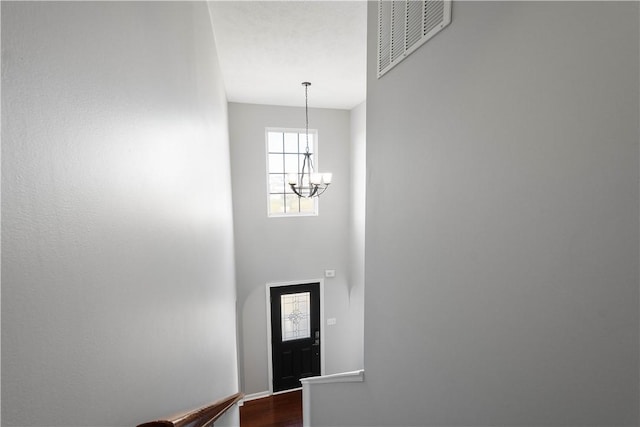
[281, 292, 311, 341]
[268, 132, 283, 153]
[268, 154, 283, 173]
[284, 154, 299, 174]
[285, 194, 300, 213]
[300, 197, 315, 213]
[269, 174, 285, 194]
[270, 194, 285, 214]
[284, 132, 298, 153]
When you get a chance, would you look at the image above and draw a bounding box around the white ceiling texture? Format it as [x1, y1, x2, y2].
[208, 1, 367, 110]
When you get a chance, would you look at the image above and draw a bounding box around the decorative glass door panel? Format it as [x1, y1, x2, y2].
[281, 292, 310, 341]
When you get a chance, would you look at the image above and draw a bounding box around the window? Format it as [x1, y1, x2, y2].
[266, 128, 319, 216]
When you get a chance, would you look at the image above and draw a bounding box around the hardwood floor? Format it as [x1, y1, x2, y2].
[240, 390, 302, 427]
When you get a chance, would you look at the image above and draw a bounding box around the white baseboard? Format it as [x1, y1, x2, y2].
[239, 387, 302, 406]
[239, 390, 270, 406]
[272, 387, 302, 396]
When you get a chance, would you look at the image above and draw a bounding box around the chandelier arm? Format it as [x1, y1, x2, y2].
[301, 152, 309, 190]
[290, 184, 303, 198]
[315, 184, 330, 197]
[292, 151, 312, 198]
[307, 152, 314, 173]
[302, 152, 310, 175]
[291, 183, 317, 198]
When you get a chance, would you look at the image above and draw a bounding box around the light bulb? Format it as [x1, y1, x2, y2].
[322, 173, 333, 184]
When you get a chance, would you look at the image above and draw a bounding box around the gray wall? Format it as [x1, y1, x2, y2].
[228, 103, 362, 395]
[308, 2, 640, 425]
[2, 2, 239, 426]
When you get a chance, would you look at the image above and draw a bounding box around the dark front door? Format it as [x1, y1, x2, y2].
[270, 282, 321, 392]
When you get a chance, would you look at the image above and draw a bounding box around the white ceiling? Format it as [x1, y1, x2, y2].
[208, 1, 367, 110]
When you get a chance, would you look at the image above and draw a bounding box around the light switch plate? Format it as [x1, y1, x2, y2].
[325, 269, 335, 278]
[327, 318, 337, 325]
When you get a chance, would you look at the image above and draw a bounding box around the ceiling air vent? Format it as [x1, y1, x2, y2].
[377, 0, 451, 78]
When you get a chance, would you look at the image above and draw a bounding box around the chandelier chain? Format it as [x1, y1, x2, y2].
[304, 82, 310, 154]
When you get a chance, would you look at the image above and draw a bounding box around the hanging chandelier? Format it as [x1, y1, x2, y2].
[288, 82, 332, 198]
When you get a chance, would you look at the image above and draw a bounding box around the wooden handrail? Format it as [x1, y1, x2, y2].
[137, 392, 244, 427]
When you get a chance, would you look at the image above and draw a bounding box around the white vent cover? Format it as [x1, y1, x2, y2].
[377, 0, 451, 78]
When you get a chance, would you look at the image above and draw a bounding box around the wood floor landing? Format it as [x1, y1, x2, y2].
[240, 390, 302, 427]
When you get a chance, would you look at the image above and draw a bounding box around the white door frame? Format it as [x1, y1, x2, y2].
[266, 278, 325, 395]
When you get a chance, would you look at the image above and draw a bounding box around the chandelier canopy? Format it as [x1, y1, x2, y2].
[288, 82, 332, 198]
